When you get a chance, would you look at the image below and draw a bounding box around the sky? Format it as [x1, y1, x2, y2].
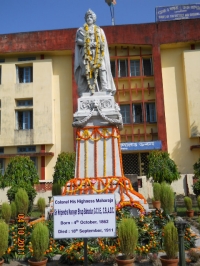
[0, 0, 198, 34]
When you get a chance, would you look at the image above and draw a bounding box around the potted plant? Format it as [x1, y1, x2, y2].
[1, 202, 11, 224]
[184, 196, 194, 217]
[152, 183, 161, 209]
[37, 198, 46, 217]
[160, 221, 178, 266]
[10, 201, 17, 223]
[116, 218, 138, 266]
[0, 220, 9, 265]
[15, 188, 30, 223]
[160, 182, 174, 214]
[28, 222, 49, 266]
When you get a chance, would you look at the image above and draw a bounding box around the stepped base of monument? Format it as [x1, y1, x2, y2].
[62, 176, 149, 215]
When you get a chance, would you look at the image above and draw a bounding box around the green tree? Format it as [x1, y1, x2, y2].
[53, 152, 76, 186]
[193, 158, 200, 179]
[147, 150, 180, 184]
[192, 158, 200, 196]
[0, 156, 39, 188]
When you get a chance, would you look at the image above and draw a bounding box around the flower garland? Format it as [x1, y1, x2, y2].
[76, 127, 119, 141]
[83, 130, 89, 177]
[62, 176, 147, 212]
[84, 23, 105, 93]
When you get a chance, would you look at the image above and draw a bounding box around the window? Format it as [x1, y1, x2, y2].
[0, 159, 5, 175]
[30, 157, 38, 170]
[110, 61, 116, 77]
[17, 146, 36, 152]
[16, 110, 33, 130]
[17, 99, 33, 106]
[18, 57, 36, 62]
[143, 58, 153, 76]
[132, 104, 143, 123]
[16, 66, 33, 83]
[118, 59, 128, 77]
[146, 103, 157, 123]
[130, 60, 140, 76]
[120, 105, 130, 124]
[122, 152, 149, 176]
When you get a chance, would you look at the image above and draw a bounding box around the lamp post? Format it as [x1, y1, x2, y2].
[174, 219, 187, 266]
[105, 0, 116, 25]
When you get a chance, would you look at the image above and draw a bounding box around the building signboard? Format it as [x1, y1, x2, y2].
[120, 140, 162, 151]
[156, 4, 200, 22]
[53, 194, 116, 239]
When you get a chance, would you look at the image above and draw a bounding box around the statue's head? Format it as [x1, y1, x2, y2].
[84, 9, 97, 24]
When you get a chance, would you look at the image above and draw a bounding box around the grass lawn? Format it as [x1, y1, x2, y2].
[176, 206, 199, 216]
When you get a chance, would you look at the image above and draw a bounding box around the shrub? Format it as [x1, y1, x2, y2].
[1, 202, 11, 223]
[153, 183, 161, 201]
[53, 152, 76, 186]
[15, 188, 29, 216]
[197, 195, 200, 211]
[147, 151, 180, 184]
[193, 158, 200, 179]
[37, 198, 46, 215]
[163, 221, 178, 259]
[160, 182, 174, 214]
[10, 201, 17, 219]
[31, 222, 49, 261]
[184, 196, 192, 211]
[0, 156, 39, 188]
[52, 183, 62, 196]
[118, 218, 138, 259]
[7, 183, 37, 213]
[193, 179, 200, 196]
[0, 220, 8, 258]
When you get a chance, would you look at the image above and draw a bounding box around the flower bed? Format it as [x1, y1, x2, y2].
[3, 208, 196, 264]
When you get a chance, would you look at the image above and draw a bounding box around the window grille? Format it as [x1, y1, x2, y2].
[140, 153, 149, 175]
[122, 152, 149, 176]
[122, 153, 139, 175]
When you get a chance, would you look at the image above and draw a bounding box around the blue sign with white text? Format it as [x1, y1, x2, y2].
[120, 141, 162, 151]
[156, 4, 200, 22]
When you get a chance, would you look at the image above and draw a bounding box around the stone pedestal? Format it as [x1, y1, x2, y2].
[75, 126, 122, 178]
[63, 92, 148, 214]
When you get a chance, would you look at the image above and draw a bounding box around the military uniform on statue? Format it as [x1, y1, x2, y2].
[63, 9, 148, 215]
